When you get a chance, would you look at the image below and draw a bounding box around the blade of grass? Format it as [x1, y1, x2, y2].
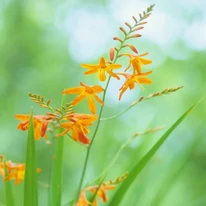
[151, 135, 203, 206]
[49, 132, 64, 206]
[108, 100, 201, 206]
[4, 160, 15, 206]
[24, 111, 38, 206]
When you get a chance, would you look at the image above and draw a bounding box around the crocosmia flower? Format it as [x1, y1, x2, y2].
[124, 52, 152, 74]
[76, 183, 115, 206]
[60, 113, 97, 145]
[4, 161, 25, 185]
[81, 57, 122, 81]
[118, 72, 152, 100]
[62, 82, 104, 114]
[15, 115, 53, 140]
[0, 160, 41, 185]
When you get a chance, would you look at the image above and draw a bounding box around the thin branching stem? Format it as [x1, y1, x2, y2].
[75, 17, 146, 202]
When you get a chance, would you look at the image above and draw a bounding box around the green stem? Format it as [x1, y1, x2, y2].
[75, 22, 138, 201]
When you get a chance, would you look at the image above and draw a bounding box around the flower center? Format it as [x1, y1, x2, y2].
[85, 87, 94, 94]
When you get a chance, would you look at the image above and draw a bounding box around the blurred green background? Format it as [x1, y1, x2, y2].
[0, 0, 205, 205]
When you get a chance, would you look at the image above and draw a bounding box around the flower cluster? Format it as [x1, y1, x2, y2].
[14, 8, 153, 146]
[76, 183, 115, 206]
[4, 6, 155, 206]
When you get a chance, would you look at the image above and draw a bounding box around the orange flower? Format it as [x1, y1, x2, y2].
[0, 162, 5, 177]
[15, 115, 53, 140]
[0, 161, 41, 185]
[124, 52, 152, 74]
[62, 82, 104, 114]
[118, 72, 152, 100]
[4, 161, 25, 185]
[81, 57, 122, 81]
[60, 113, 97, 145]
[76, 184, 115, 206]
[91, 184, 116, 205]
[76, 192, 91, 206]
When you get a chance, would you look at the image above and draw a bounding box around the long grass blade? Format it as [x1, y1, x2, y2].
[108, 100, 201, 206]
[24, 111, 38, 206]
[49, 130, 64, 206]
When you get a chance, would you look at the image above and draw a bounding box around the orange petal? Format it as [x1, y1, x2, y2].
[81, 64, 99, 71]
[119, 85, 128, 100]
[84, 69, 98, 75]
[93, 94, 104, 106]
[40, 121, 49, 137]
[98, 189, 107, 202]
[88, 95, 96, 114]
[34, 122, 41, 140]
[139, 71, 152, 76]
[61, 122, 73, 129]
[62, 87, 83, 94]
[107, 63, 122, 70]
[131, 58, 142, 74]
[76, 128, 90, 144]
[105, 69, 120, 80]
[98, 69, 107, 81]
[92, 85, 104, 93]
[137, 77, 152, 84]
[15, 114, 30, 121]
[139, 57, 152, 65]
[71, 127, 79, 141]
[72, 93, 87, 105]
[99, 57, 106, 67]
[128, 81, 135, 90]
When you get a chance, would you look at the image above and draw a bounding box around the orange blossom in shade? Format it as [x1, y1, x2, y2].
[123, 52, 152, 74]
[59, 113, 97, 145]
[1, 161, 41, 185]
[118, 72, 152, 100]
[76, 184, 115, 206]
[81, 57, 122, 81]
[0, 162, 4, 177]
[62, 82, 104, 114]
[3, 161, 25, 185]
[15, 114, 53, 140]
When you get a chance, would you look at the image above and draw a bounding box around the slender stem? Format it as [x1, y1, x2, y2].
[75, 18, 145, 202]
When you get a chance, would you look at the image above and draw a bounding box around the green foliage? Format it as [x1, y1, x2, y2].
[109, 100, 201, 206]
[4, 161, 15, 206]
[24, 112, 38, 206]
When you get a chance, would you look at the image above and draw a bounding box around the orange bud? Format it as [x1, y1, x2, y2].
[125, 22, 132, 29]
[132, 16, 137, 23]
[127, 34, 142, 39]
[119, 27, 127, 35]
[113, 37, 123, 42]
[109, 47, 115, 61]
[40, 104, 48, 108]
[137, 21, 147, 25]
[133, 26, 144, 31]
[126, 44, 138, 53]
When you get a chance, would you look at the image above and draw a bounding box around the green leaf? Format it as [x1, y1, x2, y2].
[24, 111, 38, 206]
[4, 161, 15, 206]
[109, 100, 201, 206]
[49, 131, 64, 206]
